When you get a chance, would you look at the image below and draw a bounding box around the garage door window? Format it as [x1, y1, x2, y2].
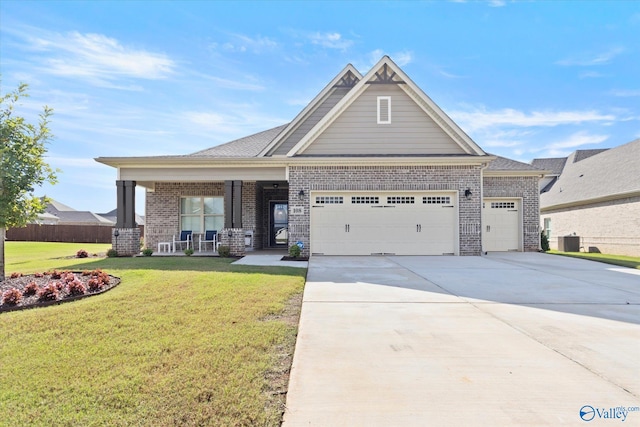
[423, 196, 451, 204]
[352, 196, 379, 204]
[315, 196, 343, 204]
[491, 201, 516, 209]
[387, 196, 415, 204]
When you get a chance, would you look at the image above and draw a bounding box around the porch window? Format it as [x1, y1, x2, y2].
[180, 197, 224, 233]
[543, 218, 551, 239]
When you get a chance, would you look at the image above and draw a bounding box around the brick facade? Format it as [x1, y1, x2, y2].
[482, 175, 540, 252]
[541, 196, 640, 256]
[145, 182, 224, 251]
[288, 165, 483, 256]
[112, 227, 140, 256]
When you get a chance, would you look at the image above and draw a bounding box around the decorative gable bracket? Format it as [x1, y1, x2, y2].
[366, 63, 406, 85]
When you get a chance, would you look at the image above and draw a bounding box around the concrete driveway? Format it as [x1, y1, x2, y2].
[283, 253, 640, 426]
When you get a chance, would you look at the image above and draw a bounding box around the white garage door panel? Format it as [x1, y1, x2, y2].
[310, 192, 457, 255]
[482, 199, 521, 252]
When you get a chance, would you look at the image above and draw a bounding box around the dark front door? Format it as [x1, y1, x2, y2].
[270, 202, 288, 247]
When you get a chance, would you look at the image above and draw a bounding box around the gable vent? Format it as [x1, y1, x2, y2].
[377, 96, 391, 124]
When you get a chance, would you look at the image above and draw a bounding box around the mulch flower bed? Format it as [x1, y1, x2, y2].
[0, 270, 120, 313]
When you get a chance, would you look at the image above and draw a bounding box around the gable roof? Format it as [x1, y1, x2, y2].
[487, 156, 544, 172]
[540, 139, 640, 210]
[259, 64, 362, 157]
[286, 56, 487, 157]
[531, 157, 567, 176]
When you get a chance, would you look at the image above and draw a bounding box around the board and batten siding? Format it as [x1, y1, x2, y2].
[271, 87, 352, 156]
[301, 85, 465, 156]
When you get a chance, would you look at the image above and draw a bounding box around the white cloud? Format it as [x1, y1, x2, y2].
[308, 32, 353, 50]
[182, 108, 287, 139]
[543, 132, 609, 156]
[450, 107, 616, 131]
[214, 33, 278, 53]
[556, 47, 625, 66]
[364, 49, 413, 69]
[488, 0, 506, 7]
[609, 89, 640, 97]
[7, 26, 175, 87]
[579, 71, 605, 79]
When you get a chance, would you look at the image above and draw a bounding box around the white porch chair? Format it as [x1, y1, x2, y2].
[199, 230, 219, 252]
[173, 230, 192, 252]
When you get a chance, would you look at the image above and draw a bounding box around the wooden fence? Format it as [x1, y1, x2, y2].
[6, 224, 144, 244]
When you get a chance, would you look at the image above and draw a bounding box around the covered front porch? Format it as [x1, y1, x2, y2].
[113, 178, 292, 256]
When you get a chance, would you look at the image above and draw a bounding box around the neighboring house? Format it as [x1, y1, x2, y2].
[96, 56, 544, 257]
[533, 139, 640, 256]
[98, 208, 145, 226]
[43, 199, 114, 226]
[34, 212, 60, 225]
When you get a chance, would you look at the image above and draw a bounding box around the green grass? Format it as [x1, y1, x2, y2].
[1, 242, 306, 426]
[548, 250, 640, 269]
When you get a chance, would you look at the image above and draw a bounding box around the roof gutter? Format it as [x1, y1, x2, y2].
[541, 189, 640, 212]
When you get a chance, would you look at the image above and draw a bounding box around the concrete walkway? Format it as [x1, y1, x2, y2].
[283, 253, 640, 426]
[232, 251, 308, 268]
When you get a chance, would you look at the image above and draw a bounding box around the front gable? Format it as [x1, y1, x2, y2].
[301, 83, 466, 156]
[288, 56, 486, 157]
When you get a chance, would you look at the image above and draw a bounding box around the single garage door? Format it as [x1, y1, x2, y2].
[310, 192, 458, 255]
[482, 198, 521, 252]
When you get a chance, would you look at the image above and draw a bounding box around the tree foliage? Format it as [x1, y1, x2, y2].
[1, 83, 57, 229]
[1, 82, 58, 281]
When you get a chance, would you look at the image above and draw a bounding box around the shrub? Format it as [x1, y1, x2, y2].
[541, 231, 550, 252]
[51, 270, 62, 280]
[67, 279, 87, 296]
[142, 248, 153, 256]
[38, 283, 59, 302]
[81, 270, 91, 276]
[54, 281, 64, 291]
[76, 249, 89, 258]
[107, 249, 118, 258]
[184, 248, 194, 256]
[288, 244, 301, 258]
[87, 278, 103, 292]
[10, 272, 22, 279]
[23, 282, 39, 296]
[34, 272, 44, 278]
[217, 245, 231, 258]
[63, 273, 77, 284]
[2, 288, 22, 305]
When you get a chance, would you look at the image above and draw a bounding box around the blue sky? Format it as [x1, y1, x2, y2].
[1, 0, 639, 214]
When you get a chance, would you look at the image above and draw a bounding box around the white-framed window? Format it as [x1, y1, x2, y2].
[544, 218, 551, 238]
[377, 96, 391, 124]
[180, 197, 224, 233]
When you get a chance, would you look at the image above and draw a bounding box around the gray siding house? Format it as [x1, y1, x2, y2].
[97, 56, 544, 256]
[533, 139, 640, 256]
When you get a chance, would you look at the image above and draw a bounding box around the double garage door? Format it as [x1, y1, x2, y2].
[310, 192, 458, 255]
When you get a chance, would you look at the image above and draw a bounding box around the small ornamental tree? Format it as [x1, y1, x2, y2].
[0, 83, 57, 280]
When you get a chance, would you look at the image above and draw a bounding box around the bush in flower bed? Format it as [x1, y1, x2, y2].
[1, 268, 120, 310]
[23, 282, 39, 296]
[10, 272, 22, 279]
[76, 249, 89, 258]
[2, 288, 22, 305]
[38, 283, 59, 302]
[67, 279, 86, 296]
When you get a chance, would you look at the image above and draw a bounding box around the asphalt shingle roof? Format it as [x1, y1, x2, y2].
[540, 139, 640, 209]
[487, 155, 544, 171]
[189, 124, 288, 158]
[531, 157, 567, 175]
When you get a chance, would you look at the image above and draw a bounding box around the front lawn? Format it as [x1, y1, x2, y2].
[0, 242, 306, 426]
[548, 250, 640, 269]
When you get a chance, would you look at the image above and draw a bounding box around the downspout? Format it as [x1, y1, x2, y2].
[479, 161, 489, 255]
